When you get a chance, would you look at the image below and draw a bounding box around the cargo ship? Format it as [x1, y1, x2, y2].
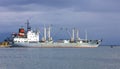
[11, 21, 101, 48]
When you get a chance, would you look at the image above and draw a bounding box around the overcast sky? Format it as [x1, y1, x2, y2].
[0, 0, 120, 45]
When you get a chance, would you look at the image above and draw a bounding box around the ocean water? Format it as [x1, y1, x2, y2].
[0, 46, 120, 69]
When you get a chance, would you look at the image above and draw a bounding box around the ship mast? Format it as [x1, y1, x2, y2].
[47, 25, 52, 41]
[85, 30, 88, 40]
[44, 24, 47, 41]
[26, 20, 31, 32]
[76, 29, 80, 40]
[72, 28, 75, 40]
[70, 28, 75, 42]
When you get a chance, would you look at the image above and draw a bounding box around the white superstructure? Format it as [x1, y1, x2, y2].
[14, 30, 39, 43]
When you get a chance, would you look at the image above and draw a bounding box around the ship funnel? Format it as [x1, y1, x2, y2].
[18, 27, 25, 37]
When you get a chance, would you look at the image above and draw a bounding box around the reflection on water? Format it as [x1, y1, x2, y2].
[0, 46, 120, 69]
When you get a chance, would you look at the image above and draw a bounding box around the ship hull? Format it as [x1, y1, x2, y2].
[12, 42, 99, 48]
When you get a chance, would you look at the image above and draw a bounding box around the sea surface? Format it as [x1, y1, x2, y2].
[0, 46, 120, 69]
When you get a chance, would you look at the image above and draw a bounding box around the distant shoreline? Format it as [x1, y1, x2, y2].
[100, 45, 120, 46]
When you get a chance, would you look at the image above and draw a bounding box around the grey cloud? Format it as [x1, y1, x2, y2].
[0, 0, 71, 7]
[72, 0, 120, 12]
[0, 0, 120, 12]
